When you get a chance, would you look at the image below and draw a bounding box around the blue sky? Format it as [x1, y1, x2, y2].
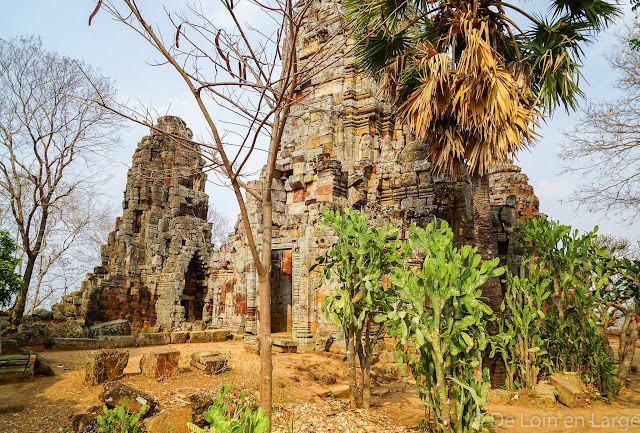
[0, 0, 638, 241]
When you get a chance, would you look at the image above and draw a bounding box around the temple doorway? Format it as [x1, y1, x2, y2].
[181, 255, 207, 321]
[271, 249, 292, 334]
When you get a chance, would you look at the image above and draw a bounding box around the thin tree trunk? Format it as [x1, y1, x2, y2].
[552, 276, 565, 323]
[433, 337, 451, 433]
[347, 323, 361, 409]
[617, 311, 639, 385]
[620, 314, 632, 354]
[259, 158, 276, 431]
[362, 317, 372, 409]
[11, 253, 36, 323]
[258, 272, 273, 425]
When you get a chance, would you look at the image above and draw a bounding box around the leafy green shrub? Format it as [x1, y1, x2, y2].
[0, 228, 21, 308]
[381, 220, 503, 433]
[490, 272, 550, 390]
[96, 397, 148, 433]
[312, 208, 405, 409]
[520, 216, 618, 399]
[187, 383, 269, 433]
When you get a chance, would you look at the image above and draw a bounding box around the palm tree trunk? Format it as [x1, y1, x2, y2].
[472, 173, 506, 388]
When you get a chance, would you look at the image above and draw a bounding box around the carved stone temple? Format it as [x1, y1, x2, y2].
[72, 116, 214, 330]
[58, 0, 540, 350]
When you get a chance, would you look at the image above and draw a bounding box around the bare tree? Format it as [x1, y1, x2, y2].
[0, 36, 121, 323]
[25, 191, 116, 314]
[595, 234, 640, 330]
[207, 205, 232, 250]
[91, 0, 346, 425]
[561, 23, 640, 222]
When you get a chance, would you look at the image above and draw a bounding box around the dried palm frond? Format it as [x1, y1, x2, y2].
[401, 16, 539, 175]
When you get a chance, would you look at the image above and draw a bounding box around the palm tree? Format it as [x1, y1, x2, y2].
[345, 0, 620, 384]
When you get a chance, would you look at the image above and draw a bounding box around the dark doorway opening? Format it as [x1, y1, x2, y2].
[181, 255, 207, 321]
[271, 249, 292, 334]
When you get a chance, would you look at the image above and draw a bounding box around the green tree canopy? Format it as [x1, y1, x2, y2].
[0, 229, 21, 308]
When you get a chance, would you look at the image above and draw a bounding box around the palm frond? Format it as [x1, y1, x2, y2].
[549, 0, 620, 30]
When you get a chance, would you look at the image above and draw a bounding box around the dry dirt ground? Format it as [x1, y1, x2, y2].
[1, 339, 639, 433]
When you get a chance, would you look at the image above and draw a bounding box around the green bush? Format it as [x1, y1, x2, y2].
[520, 216, 618, 399]
[96, 397, 148, 433]
[312, 208, 404, 409]
[187, 383, 269, 433]
[490, 272, 550, 390]
[381, 220, 503, 433]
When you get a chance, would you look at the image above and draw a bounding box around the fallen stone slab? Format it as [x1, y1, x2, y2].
[90, 319, 132, 338]
[315, 328, 334, 352]
[61, 320, 88, 338]
[206, 329, 231, 342]
[489, 389, 514, 405]
[317, 373, 337, 385]
[318, 384, 350, 399]
[140, 349, 181, 379]
[273, 338, 297, 353]
[52, 338, 100, 351]
[85, 349, 129, 385]
[0, 354, 36, 383]
[550, 374, 585, 408]
[1, 339, 19, 355]
[190, 351, 229, 375]
[170, 331, 189, 344]
[19, 349, 55, 376]
[550, 372, 585, 391]
[99, 382, 155, 416]
[136, 332, 171, 347]
[31, 309, 53, 321]
[186, 390, 216, 414]
[144, 405, 192, 433]
[14, 323, 51, 347]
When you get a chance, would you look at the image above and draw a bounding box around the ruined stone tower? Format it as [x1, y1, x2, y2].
[77, 116, 213, 330]
[206, 0, 540, 350]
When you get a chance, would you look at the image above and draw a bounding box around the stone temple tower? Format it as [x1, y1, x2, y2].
[78, 116, 213, 330]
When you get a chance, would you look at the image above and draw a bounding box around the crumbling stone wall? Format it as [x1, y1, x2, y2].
[489, 161, 540, 222]
[60, 117, 214, 331]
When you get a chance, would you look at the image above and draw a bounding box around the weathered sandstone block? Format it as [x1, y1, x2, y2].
[190, 351, 229, 375]
[85, 349, 129, 385]
[140, 349, 181, 379]
[99, 382, 155, 416]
